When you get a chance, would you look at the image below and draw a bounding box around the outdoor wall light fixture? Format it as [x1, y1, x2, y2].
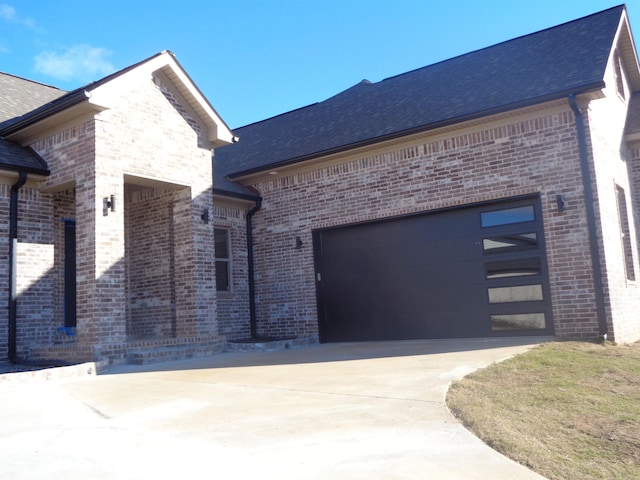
[556, 194, 566, 212]
[103, 195, 116, 216]
[201, 208, 210, 224]
[295, 236, 303, 249]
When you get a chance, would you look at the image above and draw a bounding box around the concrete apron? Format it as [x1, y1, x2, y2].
[0, 337, 549, 480]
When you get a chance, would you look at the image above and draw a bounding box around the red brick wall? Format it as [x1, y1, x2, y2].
[249, 105, 603, 340]
[11, 186, 55, 356]
[32, 121, 99, 352]
[19, 68, 219, 362]
[214, 201, 252, 340]
[52, 189, 76, 327]
[126, 188, 176, 338]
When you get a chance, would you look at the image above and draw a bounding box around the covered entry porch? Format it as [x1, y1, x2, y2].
[32, 173, 221, 364]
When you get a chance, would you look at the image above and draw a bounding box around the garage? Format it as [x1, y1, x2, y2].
[313, 196, 554, 342]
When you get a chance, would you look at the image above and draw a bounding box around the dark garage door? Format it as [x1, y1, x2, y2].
[313, 196, 554, 342]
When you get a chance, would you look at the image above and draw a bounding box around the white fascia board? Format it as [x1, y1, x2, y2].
[90, 51, 234, 148]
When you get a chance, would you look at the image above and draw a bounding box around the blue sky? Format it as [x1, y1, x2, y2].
[1, 1, 639, 128]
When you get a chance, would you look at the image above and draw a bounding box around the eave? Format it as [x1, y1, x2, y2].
[228, 83, 606, 183]
[0, 166, 49, 179]
[213, 188, 261, 205]
[0, 93, 108, 144]
[0, 51, 235, 149]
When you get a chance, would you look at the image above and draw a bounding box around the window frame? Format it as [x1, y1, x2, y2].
[480, 205, 535, 228]
[613, 49, 626, 100]
[615, 185, 635, 282]
[214, 227, 232, 292]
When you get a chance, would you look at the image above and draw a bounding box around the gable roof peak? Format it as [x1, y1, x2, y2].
[381, 5, 627, 86]
[1, 51, 235, 147]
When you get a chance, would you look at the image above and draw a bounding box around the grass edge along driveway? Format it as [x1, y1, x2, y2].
[446, 340, 640, 480]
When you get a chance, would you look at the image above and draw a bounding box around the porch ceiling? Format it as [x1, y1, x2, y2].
[124, 173, 189, 191]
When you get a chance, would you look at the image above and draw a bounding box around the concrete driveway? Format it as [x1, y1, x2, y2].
[0, 337, 549, 479]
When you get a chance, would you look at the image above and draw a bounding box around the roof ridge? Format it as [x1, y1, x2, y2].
[381, 4, 626, 84]
[237, 79, 374, 130]
[321, 78, 373, 101]
[216, 4, 626, 180]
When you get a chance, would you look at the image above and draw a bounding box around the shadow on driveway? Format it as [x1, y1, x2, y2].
[104, 335, 554, 375]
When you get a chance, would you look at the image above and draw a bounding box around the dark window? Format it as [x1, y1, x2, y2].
[614, 50, 626, 100]
[64, 220, 77, 328]
[483, 233, 537, 254]
[214, 228, 231, 291]
[616, 185, 635, 281]
[481, 205, 534, 227]
[488, 284, 543, 303]
[485, 257, 541, 279]
[490, 313, 546, 331]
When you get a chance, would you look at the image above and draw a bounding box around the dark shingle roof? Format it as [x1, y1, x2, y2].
[215, 5, 625, 185]
[0, 73, 66, 123]
[0, 53, 169, 136]
[213, 162, 259, 199]
[0, 138, 49, 175]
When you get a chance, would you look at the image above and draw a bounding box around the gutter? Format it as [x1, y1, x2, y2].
[212, 187, 260, 203]
[0, 163, 49, 176]
[246, 197, 262, 339]
[0, 90, 91, 137]
[228, 82, 606, 180]
[568, 94, 608, 338]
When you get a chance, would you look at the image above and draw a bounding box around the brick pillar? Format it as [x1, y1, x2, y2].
[192, 185, 217, 336]
[173, 189, 196, 337]
[171, 183, 218, 338]
[74, 173, 97, 347]
[75, 172, 126, 351]
[95, 174, 126, 345]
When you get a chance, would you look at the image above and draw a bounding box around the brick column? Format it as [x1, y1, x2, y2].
[96, 173, 126, 345]
[173, 189, 196, 337]
[191, 185, 217, 336]
[74, 172, 97, 347]
[75, 171, 126, 351]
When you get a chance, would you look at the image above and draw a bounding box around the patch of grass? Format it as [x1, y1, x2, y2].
[446, 341, 640, 480]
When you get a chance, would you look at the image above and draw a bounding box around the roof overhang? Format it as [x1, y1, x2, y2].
[156, 57, 235, 148]
[615, 9, 640, 92]
[213, 188, 261, 206]
[0, 168, 48, 184]
[228, 87, 606, 184]
[0, 51, 234, 149]
[86, 51, 235, 148]
[0, 91, 108, 144]
[625, 131, 640, 143]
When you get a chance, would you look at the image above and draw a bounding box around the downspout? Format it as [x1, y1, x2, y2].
[8, 172, 27, 363]
[8, 172, 69, 367]
[568, 94, 608, 338]
[246, 197, 262, 339]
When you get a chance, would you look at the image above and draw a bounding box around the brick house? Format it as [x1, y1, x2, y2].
[1, 6, 640, 365]
[1, 52, 235, 363]
[214, 5, 640, 346]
